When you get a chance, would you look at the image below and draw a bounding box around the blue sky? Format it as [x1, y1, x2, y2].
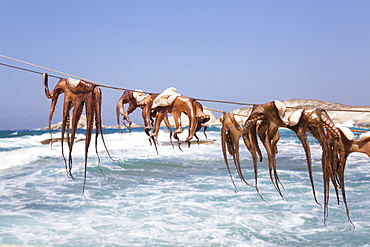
[1, 1, 370, 129]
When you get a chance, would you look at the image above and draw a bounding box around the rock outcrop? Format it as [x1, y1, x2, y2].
[230, 99, 370, 128]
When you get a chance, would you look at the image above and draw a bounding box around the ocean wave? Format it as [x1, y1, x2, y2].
[1, 128, 370, 246]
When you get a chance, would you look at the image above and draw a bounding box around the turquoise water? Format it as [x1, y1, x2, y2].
[0, 127, 370, 246]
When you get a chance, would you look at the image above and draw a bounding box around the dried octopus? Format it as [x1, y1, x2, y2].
[334, 127, 370, 227]
[43, 73, 113, 191]
[115, 90, 170, 132]
[116, 90, 179, 148]
[242, 100, 288, 197]
[149, 95, 211, 148]
[286, 108, 342, 224]
[220, 101, 366, 226]
[116, 90, 146, 130]
[220, 112, 254, 189]
[116, 88, 210, 150]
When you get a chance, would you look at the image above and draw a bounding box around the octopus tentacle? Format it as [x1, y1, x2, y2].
[116, 94, 126, 133]
[221, 112, 254, 189]
[243, 116, 265, 197]
[270, 127, 285, 193]
[307, 120, 333, 224]
[93, 93, 101, 164]
[61, 100, 73, 178]
[296, 127, 320, 205]
[287, 109, 323, 205]
[336, 127, 361, 228]
[93, 87, 116, 162]
[258, 120, 285, 198]
[82, 95, 95, 195]
[221, 129, 237, 189]
[157, 113, 174, 147]
[263, 127, 285, 197]
[203, 125, 208, 139]
[242, 130, 269, 202]
[184, 99, 197, 146]
[61, 115, 70, 176]
[46, 93, 62, 148]
[243, 116, 264, 174]
[230, 130, 254, 187]
[315, 110, 342, 224]
[321, 111, 341, 184]
[194, 101, 210, 141]
[67, 99, 85, 178]
[42, 73, 52, 98]
[243, 114, 264, 160]
[337, 153, 355, 229]
[220, 114, 238, 189]
[320, 113, 354, 228]
[43, 74, 64, 147]
[149, 107, 169, 153]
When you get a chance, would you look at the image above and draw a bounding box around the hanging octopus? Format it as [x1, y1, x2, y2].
[242, 100, 287, 198]
[286, 107, 342, 225]
[149, 94, 211, 149]
[116, 90, 146, 130]
[42, 73, 113, 192]
[116, 88, 210, 150]
[333, 127, 370, 228]
[115, 90, 174, 147]
[220, 112, 254, 189]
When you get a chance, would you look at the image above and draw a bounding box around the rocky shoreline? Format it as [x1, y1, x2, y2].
[231, 99, 370, 128]
[41, 99, 370, 129]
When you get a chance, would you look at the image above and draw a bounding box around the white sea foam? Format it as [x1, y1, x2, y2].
[0, 128, 221, 171]
[336, 119, 355, 127]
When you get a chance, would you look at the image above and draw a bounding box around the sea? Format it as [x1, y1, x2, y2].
[0, 126, 370, 247]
